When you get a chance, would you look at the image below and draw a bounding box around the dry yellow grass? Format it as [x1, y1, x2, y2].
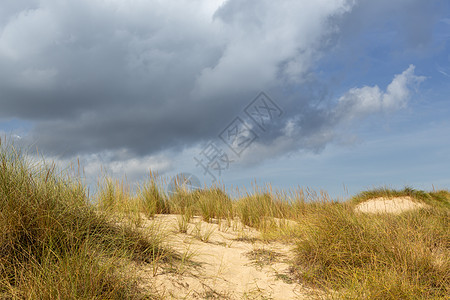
[1, 140, 448, 299]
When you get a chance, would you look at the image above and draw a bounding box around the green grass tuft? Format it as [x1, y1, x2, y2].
[0, 141, 168, 299]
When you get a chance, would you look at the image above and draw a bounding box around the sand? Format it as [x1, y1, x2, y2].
[126, 196, 429, 298]
[132, 214, 318, 299]
[354, 196, 428, 214]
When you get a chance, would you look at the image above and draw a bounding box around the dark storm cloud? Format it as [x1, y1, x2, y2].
[0, 0, 438, 163]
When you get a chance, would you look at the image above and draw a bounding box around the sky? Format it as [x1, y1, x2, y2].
[1, 0, 449, 199]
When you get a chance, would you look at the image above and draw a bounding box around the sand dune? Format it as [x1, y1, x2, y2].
[354, 196, 428, 214]
[129, 196, 432, 298]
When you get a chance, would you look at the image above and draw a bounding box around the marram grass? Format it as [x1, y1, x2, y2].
[292, 200, 449, 299]
[1, 139, 448, 299]
[0, 142, 169, 299]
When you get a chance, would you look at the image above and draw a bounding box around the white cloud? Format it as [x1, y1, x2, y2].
[383, 65, 425, 109]
[336, 65, 425, 121]
[0, 7, 58, 60]
[235, 65, 426, 165]
[192, 0, 355, 98]
[0, 0, 438, 188]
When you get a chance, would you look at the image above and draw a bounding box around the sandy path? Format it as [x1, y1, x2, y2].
[133, 215, 316, 299]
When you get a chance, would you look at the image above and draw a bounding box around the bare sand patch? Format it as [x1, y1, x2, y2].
[131, 214, 318, 299]
[355, 196, 428, 214]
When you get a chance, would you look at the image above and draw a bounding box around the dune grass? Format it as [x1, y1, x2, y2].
[351, 186, 450, 209]
[0, 141, 171, 299]
[161, 185, 449, 298]
[1, 138, 448, 299]
[292, 193, 449, 299]
[139, 174, 170, 217]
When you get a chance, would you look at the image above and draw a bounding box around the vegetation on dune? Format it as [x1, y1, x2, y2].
[292, 202, 449, 299]
[1, 138, 448, 299]
[163, 186, 449, 299]
[351, 186, 450, 209]
[139, 175, 170, 216]
[236, 193, 280, 228]
[0, 141, 169, 299]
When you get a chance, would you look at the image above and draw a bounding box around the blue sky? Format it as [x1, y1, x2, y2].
[0, 0, 449, 199]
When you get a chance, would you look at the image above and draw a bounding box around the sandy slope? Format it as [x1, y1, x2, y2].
[126, 196, 430, 298]
[354, 196, 428, 214]
[132, 215, 318, 299]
